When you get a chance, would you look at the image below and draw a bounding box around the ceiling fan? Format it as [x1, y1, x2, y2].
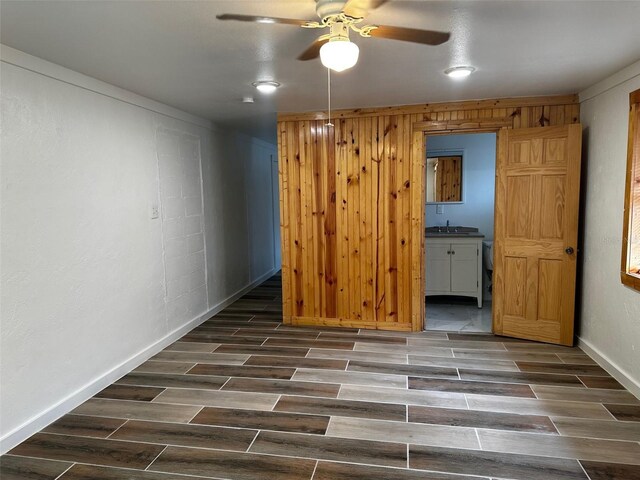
[216, 0, 451, 72]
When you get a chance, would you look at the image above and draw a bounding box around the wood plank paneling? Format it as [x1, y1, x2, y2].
[278, 95, 579, 331]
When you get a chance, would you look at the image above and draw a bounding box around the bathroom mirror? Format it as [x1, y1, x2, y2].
[426, 155, 463, 203]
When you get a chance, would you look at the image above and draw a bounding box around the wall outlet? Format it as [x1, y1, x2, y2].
[436, 204, 444, 214]
[150, 203, 160, 219]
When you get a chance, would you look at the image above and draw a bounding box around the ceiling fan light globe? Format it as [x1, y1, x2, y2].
[320, 39, 359, 72]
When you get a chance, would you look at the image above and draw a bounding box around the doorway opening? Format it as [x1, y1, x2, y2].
[423, 132, 497, 333]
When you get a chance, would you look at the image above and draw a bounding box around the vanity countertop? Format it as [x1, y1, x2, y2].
[425, 232, 485, 238]
[425, 226, 485, 238]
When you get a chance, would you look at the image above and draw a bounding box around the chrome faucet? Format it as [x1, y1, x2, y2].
[446, 220, 450, 233]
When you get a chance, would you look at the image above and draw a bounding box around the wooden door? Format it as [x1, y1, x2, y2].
[493, 125, 582, 346]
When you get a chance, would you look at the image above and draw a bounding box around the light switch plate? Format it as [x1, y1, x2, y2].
[150, 204, 160, 219]
[436, 204, 444, 214]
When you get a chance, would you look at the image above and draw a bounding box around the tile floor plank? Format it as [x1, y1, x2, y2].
[307, 348, 408, 363]
[71, 398, 201, 423]
[116, 372, 228, 390]
[163, 341, 219, 353]
[551, 416, 640, 442]
[326, 416, 480, 449]
[579, 460, 640, 480]
[151, 351, 250, 365]
[187, 364, 296, 379]
[191, 406, 330, 434]
[408, 405, 558, 434]
[244, 355, 348, 370]
[347, 360, 459, 379]
[312, 461, 487, 480]
[338, 384, 467, 409]
[150, 445, 316, 480]
[0, 454, 72, 480]
[58, 464, 213, 480]
[604, 403, 640, 422]
[354, 343, 454, 357]
[478, 429, 640, 465]
[95, 384, 165, 402]
[264, 338, 356, 349]
[408, 354, 519, 372]
[580, 376, 626, 389]
[292, 369, 407, 389]
[274, 395, 406, 421]
[465, 394, 616, 419]
[458, 368, 584, 387]
[133, 361, 196, 374]
[222, 377, 341, 398]
[214, 345, 310, 357]
[153, 388, 279, 410]
[409, 445, 588, 480]
[515, 361, 609, 376]
[250, 430, 407, 468]
[318, 333, 408, 344]
[8, 433, 165, 469]
[110, 419, 257, 450]
[42, 414, 126, 438]
[409, 377, 536, 398]
[531, 385, 640, 404]
[179, 333, 266, 345]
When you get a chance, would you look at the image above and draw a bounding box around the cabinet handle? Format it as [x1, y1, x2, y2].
[451, 251, 455, 255]
[447, 251, 451, 254]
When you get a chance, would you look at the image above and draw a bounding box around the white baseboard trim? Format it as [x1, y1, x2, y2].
[577, 336, 640, 400]
[0, 268, 277, 454]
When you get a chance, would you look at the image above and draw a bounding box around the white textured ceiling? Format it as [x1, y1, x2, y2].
[2, 1, 640, 143]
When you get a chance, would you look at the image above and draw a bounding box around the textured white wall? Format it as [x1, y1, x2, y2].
[0, 46, 278, 449]
[425, 133, 497, 240]
[579, 60, 640, 395]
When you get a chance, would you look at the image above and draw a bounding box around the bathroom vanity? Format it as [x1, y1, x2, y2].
[425, 227, 484, 308]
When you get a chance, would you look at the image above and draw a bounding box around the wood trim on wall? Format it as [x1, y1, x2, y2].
[278, 95, 578, 122]
[278, 96, 580, 331]
[620, 88, 640, 292]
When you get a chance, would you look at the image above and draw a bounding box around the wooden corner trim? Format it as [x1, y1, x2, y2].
[621, 272, 640, 292]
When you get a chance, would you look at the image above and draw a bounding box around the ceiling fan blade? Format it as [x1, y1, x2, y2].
[343, 0, 389, 18]
[216, 14, 310, 26]
[369, 25, 451, 45]
[297, 37, 330, 61]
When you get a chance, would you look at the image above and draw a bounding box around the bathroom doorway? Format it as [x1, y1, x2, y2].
[423, 132, 496, 332]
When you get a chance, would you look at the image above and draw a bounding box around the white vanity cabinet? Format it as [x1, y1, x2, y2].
[425, 235, 483, 308]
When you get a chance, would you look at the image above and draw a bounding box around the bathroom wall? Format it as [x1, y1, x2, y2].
[0, 45, 278, 451]
[578, 59, 640, 396]
[425, 133, 497, 240]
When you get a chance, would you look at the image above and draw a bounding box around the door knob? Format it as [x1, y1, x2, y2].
[565, 247, 574, 255]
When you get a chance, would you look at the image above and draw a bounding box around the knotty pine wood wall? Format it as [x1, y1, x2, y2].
[277, 95, 580, 331]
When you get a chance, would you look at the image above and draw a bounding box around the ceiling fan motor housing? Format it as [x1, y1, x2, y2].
[316, 0, 349, 20]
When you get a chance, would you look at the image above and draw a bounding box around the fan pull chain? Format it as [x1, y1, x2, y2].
[327, 68, 332, 127]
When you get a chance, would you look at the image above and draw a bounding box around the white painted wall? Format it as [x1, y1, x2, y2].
[425, 133, 496, 240]
[0, 45, 278, 451]
[578, 60, 640, 396]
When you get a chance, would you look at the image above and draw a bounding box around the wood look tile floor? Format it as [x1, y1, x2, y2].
[3, 274, 640, 480]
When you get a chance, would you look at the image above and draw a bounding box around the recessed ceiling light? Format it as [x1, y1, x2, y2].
[252, 81, 280, 94]
[444, 66, 475, 79]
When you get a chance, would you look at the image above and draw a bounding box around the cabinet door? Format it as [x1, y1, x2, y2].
[425, 244, 451, 292]
[450, 244, 478, 293]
